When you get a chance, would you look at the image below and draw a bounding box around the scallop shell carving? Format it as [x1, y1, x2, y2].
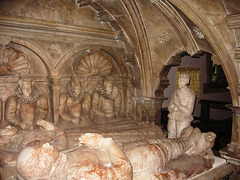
[74, 52, 112, 76]
[0, 47, 30, 75]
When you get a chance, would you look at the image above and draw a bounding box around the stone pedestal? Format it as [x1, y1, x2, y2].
[219, 104, 240, 179]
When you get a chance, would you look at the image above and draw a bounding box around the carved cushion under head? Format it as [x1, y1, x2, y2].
[186, 131, 216, 155]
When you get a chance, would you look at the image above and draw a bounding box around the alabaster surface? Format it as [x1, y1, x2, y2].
[0, 47, 216, 179]
[167, 72, 196, 138]
[0, 0, 225, 178]
[0, 118, 217, 179]
[13, 124, 215, 179]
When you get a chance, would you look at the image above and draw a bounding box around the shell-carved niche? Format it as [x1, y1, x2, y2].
[0, 47, 30, 76]
[74, 52, 112, 76]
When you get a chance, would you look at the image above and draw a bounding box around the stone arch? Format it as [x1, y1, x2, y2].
[6, 39, 53, 76]
[167, 0, 239, 106]
[57, 45, 129, 77]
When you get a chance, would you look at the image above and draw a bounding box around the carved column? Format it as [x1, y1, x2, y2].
[220, 13, 240, 167]
[126, 79, 134, 118]
[49, 77, 61, 125]
[220, 105, 240, 166]
[0, 98, 2, 125]
[134, 96, 165, 124]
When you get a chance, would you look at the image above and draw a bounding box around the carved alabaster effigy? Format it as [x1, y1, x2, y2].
[5, 78, 49, 129]
[17, 133, 132, 180]
[59, 78, 93, 128]
[124, 126, 216, 179]
[0, 120, 67, 167]
[16, 127, 216, 179]
[92, 77, 122, 124]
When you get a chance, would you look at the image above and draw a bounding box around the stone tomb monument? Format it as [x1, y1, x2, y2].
[0, 46, 217, 179]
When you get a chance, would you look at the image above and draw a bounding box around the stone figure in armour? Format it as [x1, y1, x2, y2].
[167, 72, 196, 138]
[16, 126, 216, 179]
[17, 133, 132, 179]
[0, 119, 68, 167]
[59, 78, 92, 128]
[92, 77, 122, 124]
[5, 78, 48, 129]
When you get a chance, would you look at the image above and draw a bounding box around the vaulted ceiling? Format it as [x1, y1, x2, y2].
[0, 0, 239, 104]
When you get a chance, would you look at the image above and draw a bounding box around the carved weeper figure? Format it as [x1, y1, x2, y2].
[167, 72, 196, 138]
[17, 133, 132, 179]
[59, 78, 92, 128]
[92, 77, 122, 124]
[16, 127, 216, 180]
[5, 77, 48, 129]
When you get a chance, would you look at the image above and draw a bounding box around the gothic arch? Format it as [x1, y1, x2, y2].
[167, 0, 239, 105]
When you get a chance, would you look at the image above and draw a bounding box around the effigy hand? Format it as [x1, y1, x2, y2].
[79, 133, 106, 149]
[36, 119, 55, 131]
[0, 125, 18, 136]
[71, 117, 80, 124]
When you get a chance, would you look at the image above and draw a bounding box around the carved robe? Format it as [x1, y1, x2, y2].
[5, 88, 48, 129]
[92, 85, 122, 124]
[59, 92, 92, 128]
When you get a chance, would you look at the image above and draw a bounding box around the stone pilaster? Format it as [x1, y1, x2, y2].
[49, 77, 61, 125]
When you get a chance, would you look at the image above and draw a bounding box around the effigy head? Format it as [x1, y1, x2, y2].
[17, 143, 59, 179]
[18, 77, 35, 97]
[70, 78, 82, 95]
[178, 72, 190, 88]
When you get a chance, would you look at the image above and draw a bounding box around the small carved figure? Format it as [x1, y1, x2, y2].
[5, 77, 48, 129]
[59, 78, 92, 128]
[92, 77, 122, 124]
[167, 72, 196, 138]
[16, 127, 216, 179]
